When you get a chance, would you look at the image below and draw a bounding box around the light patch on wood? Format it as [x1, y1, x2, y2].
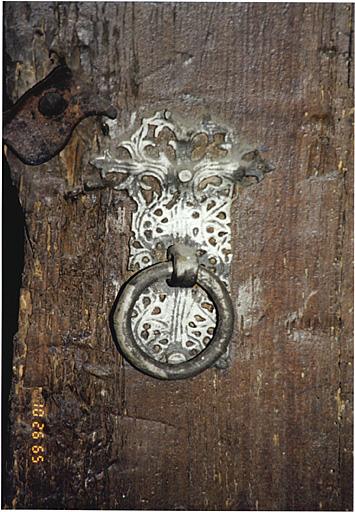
[33, 258, 43, 278]
[19, 288, 32, 315]
[256, 369, 263, 397]
[285, 290, 318, 332]
[235, 276, 263, 330]
[46, 223, 51, 253]
[60, 132, 83, 188]
[106, 207, 125, 237]
[18, 288, 32, 346]
[335, 387, 346, 422]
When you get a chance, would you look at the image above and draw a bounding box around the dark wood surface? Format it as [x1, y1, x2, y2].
[4, 3, 353, 510]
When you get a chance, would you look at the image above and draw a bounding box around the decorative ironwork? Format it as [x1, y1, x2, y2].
[93, 111, 273, 368]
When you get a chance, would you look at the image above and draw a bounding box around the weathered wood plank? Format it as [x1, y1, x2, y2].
[4, 3, 353, 510]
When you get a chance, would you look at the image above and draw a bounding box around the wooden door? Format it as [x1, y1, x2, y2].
[3, 3, 353, 510]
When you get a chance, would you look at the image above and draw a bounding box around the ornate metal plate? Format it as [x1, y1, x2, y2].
[93, 111, 273, 368]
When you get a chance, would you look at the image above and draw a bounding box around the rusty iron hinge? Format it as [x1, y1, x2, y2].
[3, 65, 117, 166]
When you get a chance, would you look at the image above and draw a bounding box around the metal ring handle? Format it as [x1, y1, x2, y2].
[113, 262, 234, 380]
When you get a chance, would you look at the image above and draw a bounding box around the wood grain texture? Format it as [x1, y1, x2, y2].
[4, 3, 353, 510]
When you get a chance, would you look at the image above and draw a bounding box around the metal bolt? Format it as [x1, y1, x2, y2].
[178, 169, 192, 182]
[38, 92, 68, 117]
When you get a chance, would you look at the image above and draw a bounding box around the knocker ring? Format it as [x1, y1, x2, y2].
[113, 253, 234, 380]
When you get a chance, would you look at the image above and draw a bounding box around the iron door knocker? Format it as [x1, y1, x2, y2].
[93, 111, 273, 379]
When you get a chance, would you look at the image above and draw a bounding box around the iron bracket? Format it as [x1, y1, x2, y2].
[3, 65, 117, 165]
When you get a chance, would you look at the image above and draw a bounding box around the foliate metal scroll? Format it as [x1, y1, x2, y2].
[93, 111, 273, 368]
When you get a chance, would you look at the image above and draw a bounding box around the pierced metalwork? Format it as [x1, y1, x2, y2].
[93, 111, 273, 370]
[113, 261, 234, 380]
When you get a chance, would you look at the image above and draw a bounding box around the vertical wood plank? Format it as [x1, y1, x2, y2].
[4, 3, 353, 510]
